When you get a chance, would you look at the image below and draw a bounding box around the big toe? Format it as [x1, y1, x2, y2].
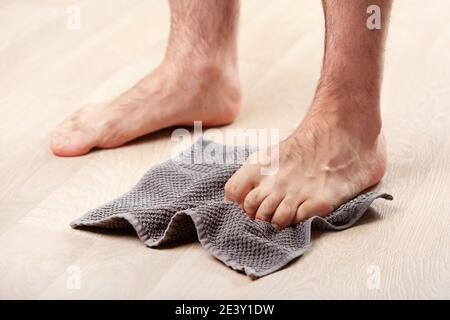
[224, 164, 260, 205]
[50, 129, 97, 157]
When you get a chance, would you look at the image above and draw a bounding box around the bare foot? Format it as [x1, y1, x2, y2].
[224, 97, 387, 229]
[51, 60, 241, 156]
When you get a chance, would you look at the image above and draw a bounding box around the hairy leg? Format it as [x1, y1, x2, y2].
[51, 0, 241, 156]
[225, 0, 392, 229]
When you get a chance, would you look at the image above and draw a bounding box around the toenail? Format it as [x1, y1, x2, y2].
[223, 197, 234, 204]
[271, 223, 281, 230]
[53, 134, 70, 147]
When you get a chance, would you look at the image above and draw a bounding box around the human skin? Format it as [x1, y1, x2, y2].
[51, 0, 241, 156]
[51, 0, 392, 229]
[224, 0, 392, 228]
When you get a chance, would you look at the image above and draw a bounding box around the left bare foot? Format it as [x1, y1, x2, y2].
[224, 97, 387, 229]
[50, 59, 241, 157]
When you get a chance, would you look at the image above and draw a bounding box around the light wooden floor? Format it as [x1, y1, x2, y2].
[1, 0, 449, 299]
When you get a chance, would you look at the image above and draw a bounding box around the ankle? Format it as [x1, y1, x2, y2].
[308, 91, 382, 143]
[156, 50, 241, 125]
[194, 58, 239, 85]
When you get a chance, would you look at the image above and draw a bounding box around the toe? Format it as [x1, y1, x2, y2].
[224, 164, 259, 204]
[243, 187, 269, 219]
[255, 193, 284, 222]
[271, 196, 301, 229]
[50, 128, 96, 157]
[295, 197, 335, 223]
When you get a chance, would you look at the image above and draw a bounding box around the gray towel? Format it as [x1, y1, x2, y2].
[71, 138, 392, 279]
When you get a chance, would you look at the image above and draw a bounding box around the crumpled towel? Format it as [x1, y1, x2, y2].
[71, 138, 392, 279]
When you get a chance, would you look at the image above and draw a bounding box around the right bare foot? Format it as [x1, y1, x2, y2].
[50, 60, 241, 156]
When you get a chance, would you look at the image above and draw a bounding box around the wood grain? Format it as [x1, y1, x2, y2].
[0, 0, 448, 299]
